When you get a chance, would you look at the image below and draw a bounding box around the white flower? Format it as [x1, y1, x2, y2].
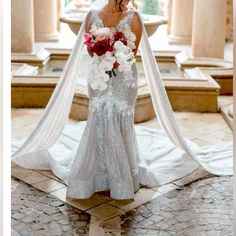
[116, 44, 132, 56]
[91, 55, 100, 65]
[95, 27, 110, 36]
[115, 49, 135, 73]
[115, 52, 126, 63]
[99, 61, 113, 71]
[89, 54, 114, 91]
[114, 41, 124, 49]
[95, 52, 116, 73]
[113, 41, 129, 53]
[101, 72, 110, 82]
[87, 25, 137, 91]
[104, 52, 116, 63]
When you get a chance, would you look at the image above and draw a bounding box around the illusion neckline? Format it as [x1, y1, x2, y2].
[96, 8, 131, 29]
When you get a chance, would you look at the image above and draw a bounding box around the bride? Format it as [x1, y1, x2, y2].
[11, 0, 233, 200]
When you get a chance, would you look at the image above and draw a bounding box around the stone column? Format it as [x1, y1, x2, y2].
[168, 0, 194, 44]
[164, 0, 172, 35]
[11, 0, 34, 53]
[57, 0, 65, 32]
[33, 0, 59, 42]
[226, 0, 233, 41]
[191, 0, 227, 58]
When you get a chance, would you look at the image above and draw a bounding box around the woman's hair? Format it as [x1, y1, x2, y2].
[114, 0, 137, 13]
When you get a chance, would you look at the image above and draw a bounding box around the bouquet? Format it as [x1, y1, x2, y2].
[84, 26, 136, 91]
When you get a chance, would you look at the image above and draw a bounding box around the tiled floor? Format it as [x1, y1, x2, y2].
[11, 95, 233, 235]
[121, 176, 233, 236]
[11, 177, 90, 236]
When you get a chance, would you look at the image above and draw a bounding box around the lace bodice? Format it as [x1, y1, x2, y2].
[90, 8, 137, 42]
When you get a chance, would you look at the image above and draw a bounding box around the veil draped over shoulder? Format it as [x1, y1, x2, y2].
[11, 0, 232, 187]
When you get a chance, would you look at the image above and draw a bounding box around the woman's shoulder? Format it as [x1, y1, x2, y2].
[129, 7, 142, 21]
[129, 7, 142, 22]
[130, 8, 142, 36]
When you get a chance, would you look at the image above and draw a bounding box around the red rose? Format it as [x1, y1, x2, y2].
[92, 39, 113, 56]
[113, 32, 127, 45]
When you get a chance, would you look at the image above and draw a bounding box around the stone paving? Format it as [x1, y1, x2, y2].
[11, 177, 90, 236]
[11, 106, 233, 235]
[121, 176, 233, 236]
[11, 174, 233, 235]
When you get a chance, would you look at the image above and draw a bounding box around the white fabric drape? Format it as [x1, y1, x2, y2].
[11, 14, 89, 168]
[136, 11, 232, 176]
[11, 8, 233, 178]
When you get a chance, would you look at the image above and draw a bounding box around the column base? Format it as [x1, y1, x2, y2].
[35, 32, 60, 42]
[168, 34, 192, 45]
[175, 51, 232, 69]
[191, 46, 225, 59]
[11, 46, 51, 67]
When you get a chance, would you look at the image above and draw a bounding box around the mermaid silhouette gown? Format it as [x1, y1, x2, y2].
[11, 7, 232, 202]
[66, 8, 141, 200]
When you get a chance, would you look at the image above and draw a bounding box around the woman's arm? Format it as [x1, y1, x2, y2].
[85, 11, 94, 57]
[131, 12, 142, 56]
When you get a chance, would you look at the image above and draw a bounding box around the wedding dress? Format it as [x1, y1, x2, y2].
[11, 1, 233, 200]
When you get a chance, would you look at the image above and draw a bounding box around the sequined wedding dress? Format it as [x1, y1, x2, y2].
[66, 9, 141, 199]
[11, 5, 233, 201]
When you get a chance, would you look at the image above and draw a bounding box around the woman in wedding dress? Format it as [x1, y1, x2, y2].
[66, 0, 143, 200]
[11, 0, 233, 201]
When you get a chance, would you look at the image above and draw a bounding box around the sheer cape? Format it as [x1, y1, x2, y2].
[11, 4, 233, 187]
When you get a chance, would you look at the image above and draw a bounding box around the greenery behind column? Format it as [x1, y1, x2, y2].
[141, 0, 160, 15]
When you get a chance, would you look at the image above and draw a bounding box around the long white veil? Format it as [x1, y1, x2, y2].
[11, 0, 232, 183]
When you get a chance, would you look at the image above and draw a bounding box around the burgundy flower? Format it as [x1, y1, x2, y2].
[92, 39, 113, 56]
[84, 33, 94, 50]
[113, 32, 127, 45]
